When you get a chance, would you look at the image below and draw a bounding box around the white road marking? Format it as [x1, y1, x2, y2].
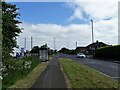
[96, 70, 119, 80]
[112, 77, 120, 79]
[88, 61, 96, 63]
[110, 65, 118, 68]
[74, 56, 119, 79]
[97, 70, 113, 78]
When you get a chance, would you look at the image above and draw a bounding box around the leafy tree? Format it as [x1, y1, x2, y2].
[2, 2, 23, 59]
[59, 47, 76, 54]
[40, 44, 48, 49]
[59, 47, 69, 53]
[0, 2, 2, 61]
[30, 46, 39, 54]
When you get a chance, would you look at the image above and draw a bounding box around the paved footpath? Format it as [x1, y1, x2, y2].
[30, 56, 67, 89]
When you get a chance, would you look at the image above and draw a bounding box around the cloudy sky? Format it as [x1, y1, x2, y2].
[9, 0, 119, 51]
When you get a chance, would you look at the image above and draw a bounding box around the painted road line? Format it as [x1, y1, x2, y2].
[97, 71, 119, 80]
[112, 77, 120, 79]
[88, 61, 96, 64]
[77, 60, 116, 79]
[97, 70, 113, 78]
[110, 65, 118, 68]
[93, 68, 119, 80]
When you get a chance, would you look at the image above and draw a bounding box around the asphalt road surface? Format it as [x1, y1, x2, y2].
[59, 53, 120, 80]
[30, 56, 67, 89]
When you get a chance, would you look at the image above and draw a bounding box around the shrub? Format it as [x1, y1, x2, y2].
[95, 45, 120, 60]
[2, 56, 40, 89]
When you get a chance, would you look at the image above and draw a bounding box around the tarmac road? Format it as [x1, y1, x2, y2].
[59, 53, 120, 80]
[30, 56, 67, 89]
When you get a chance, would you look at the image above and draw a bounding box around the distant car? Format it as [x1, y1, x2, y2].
[77, 53, 86, 58]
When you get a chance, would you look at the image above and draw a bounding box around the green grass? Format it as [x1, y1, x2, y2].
[59, 58, 119, 89]
[2, 56, 40, 89]
[0, 79, 2, 90]
[48, 55, 54, 61]
[48, 56, 53, 60]
[9, 62, 48, 88]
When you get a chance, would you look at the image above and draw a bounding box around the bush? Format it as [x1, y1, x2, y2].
[59, 48, 76, 55]
[95, 45, 120, 60]
[2, 56, 40, 89]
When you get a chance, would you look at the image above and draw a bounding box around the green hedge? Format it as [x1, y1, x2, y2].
[2, 56, 40, 89]
[95, 45, 120, 60]
[59, 48, 76, 55]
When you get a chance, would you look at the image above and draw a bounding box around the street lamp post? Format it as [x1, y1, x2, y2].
[76, 42, 77, 49]
[91, 20, 94, 43]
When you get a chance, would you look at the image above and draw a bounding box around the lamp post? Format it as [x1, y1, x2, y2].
[91, 20, 94, 43]
[76, 42, 77, 49]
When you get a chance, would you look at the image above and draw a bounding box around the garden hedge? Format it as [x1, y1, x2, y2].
[95, 45, 120, 60]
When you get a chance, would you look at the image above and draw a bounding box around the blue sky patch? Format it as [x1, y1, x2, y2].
[9, 2, 90, 25]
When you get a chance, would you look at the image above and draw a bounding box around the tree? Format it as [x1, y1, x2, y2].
[30, 46, 39, 54]
[2, 2, 23, 59]
[59, 47, 76, 54]
[0, 2, 2, 60]
[58, 47, 69, 54]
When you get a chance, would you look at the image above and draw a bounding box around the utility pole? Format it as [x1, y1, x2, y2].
[31, 36, 33, 50]
[76, 42, 77, 49]
[91, 20, 94, 43]
[54, 37, 56, 51]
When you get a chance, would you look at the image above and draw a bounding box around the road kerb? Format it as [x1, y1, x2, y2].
[59, 60, 72, 89]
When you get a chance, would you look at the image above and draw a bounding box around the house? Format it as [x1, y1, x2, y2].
[87, 41, 109, 54]
[75, 41, 109, 54]
[75, 47, 87, 54]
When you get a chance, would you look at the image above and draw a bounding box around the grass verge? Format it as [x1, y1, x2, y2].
[9, 62, 48, 88]
[60, 61, 71, 89]
[48, 55, 53, 61]
[59, 58, 119, 89]
[3, 56, 40, 89]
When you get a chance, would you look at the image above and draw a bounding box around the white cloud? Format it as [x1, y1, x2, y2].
[68, 7, 84, 21]
[67, 0, 119, 20]
[5, 0, 119, 2]
[17, 18, 118, 50]
[17, 22, 92, 50]
[65, 0, 118, 45]
[94, 17, 118, 44]
[16, 1, 118, 50]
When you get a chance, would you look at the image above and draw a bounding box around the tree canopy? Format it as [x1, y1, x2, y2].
[2, 2, 23, 59]
[59, 47, 76, 54]
[30, 46, 39, 54]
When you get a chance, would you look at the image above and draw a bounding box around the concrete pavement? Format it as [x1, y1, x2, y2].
[30, 56, 67, 89]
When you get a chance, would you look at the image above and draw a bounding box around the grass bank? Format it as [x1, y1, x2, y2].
[2, 56, 40, 89]
[9, 62, 48, 88]
[9, 55, 52, 89]
[59, 58, 119, 89]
